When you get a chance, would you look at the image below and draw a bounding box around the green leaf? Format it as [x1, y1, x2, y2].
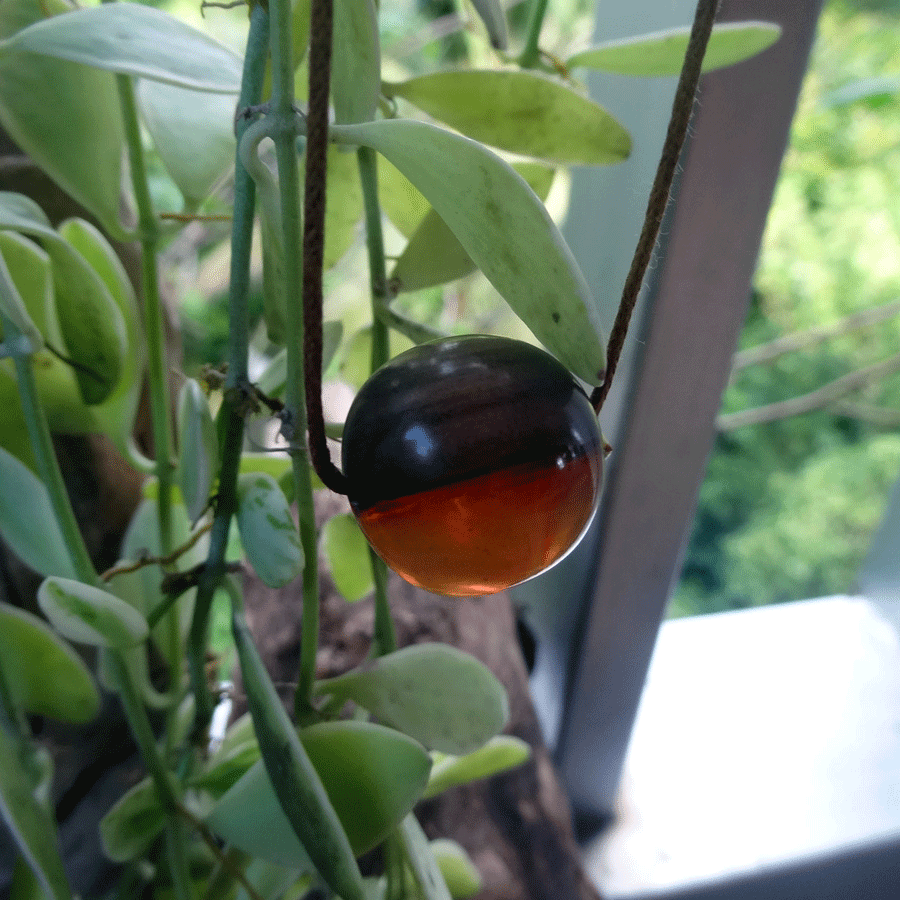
[38, 576, 150, 648]
[236, 473, 304, 588]
[384, 71, 630, 166]
[177, 378, 218, 522]
[230, 604, 366, 900]
[0, 728, 73, 900]
[316, 643, 509, 755]
[391, 162, 555, 294]
[566, 21, 781, 76]
[0, 192, 53, 239]
[377, 160, 430, 239]
[332, 0, 379, 124]
[115, 497, 205, 645]
[43, 238, 126, 406]
[431, 840, 481, 899]
[0, 0, 125, 233]
[0, 234, 42, 349]
[399, 815, 452, 900]
[9, 856, 51, 900]
[258, 171, 287, 344]
[207, 721, 431, 863]
[137, 79, 237, 205]
[321, 513, 373, 602]
[239, 452, 293, 484]
[57, 218, 145, 457]
[0, 203, 127, 407]
[99, 776, 165, 863]
[191, 742, 262, 797]
[0, 602, 99, 722]
[334, 119, 606, 384]
[256, 321, 342, 397]
[469, 0, 507, 50]
[3, 2, 243, 92]
[0, 233, 50, 335]
[340, 325, 414, 389]
[324, 147, 364, 269]
[423, 736, 530, 799]
[0, 233, 92, 446]
[0, 447, 77, 578]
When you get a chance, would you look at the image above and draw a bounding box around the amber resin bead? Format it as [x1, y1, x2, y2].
[341, 335, 604, 597]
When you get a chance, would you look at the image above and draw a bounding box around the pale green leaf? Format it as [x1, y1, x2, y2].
[377, 160, 430, 238]
[57, 218, 145, 458]
[431, 839, 481, 899]
[207, 721, 430, 862]
[0, 0, 125, 233]
[339, 324, 414, 389]
[114, 498, 204, 670]
[566, 21, 781, 76]
[423, 736, 530, 799]
[0, 232, 55, 346]
[316, 643, 509, 755]
[334, 119, 606, 384]
[236, 473, 303, 588]
[177, 378, 218, 522]
[0, 602, 99, 722]
[3, 2, 243, 92]
[0, 238, 42, 349]
[324, 147, 364, 268]
[332, 0, 379, 124]
[391, 162, 555, 294]
[0, 447, 77, 578]
[321, 513, 373, 602]
[0, 193, 53, 240]
[43, 238, 126, 406]
[0, 202, 128, 406]
[38, 576, 150, 648]
[137, 80, 236, 205]
[99, 776, 164, 863]
[384, 70, 630, 166]
[256, 321, 342, 398]
[0, 728, 73, 900]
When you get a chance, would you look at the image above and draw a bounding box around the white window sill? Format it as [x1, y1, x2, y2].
[581, 596, 900, 897]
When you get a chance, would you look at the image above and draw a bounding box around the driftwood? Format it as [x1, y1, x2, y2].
[239, 498, 603, 900]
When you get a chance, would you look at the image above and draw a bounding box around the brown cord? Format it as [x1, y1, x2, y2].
[302, 0, 348, 494]
[591, 0, 721, 412]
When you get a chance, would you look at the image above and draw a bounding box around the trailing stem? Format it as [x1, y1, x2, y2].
[189, 3, 270, 738]
[591, 0, 721, 413]
[115, 74, 174, 554]
[519, 0, 549, 68]
[267, 0, 332, 712]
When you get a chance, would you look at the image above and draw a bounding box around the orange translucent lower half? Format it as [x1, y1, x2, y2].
[354, 451, 601, 597]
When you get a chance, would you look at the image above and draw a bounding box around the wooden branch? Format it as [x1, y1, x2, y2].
[717, 350, 900, 430]
[730, 300, 900, 375]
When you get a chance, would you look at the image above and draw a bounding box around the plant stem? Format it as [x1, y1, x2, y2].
[107, 651, 179, 813]
[115, 73, 174, 554]
[357, 147, 390, 371]
[189, 3, 270, 739]
[519, 0, 549, 68]
[109, 651, 195, 899]
[0, 300, 97, 585]
[357, 145, 397, 657]
[591, 0, 720, 412]
[267, 0, 326, 712]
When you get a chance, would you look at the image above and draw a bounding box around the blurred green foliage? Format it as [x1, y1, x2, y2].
[672, 0, 900, 616]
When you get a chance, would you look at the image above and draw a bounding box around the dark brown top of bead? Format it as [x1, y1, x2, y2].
[342, 336, 602, 512]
